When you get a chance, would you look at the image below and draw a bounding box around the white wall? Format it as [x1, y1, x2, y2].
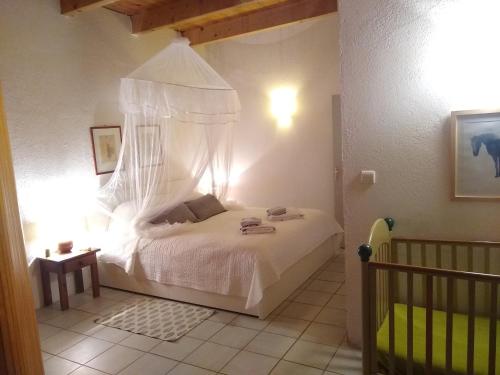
[0, 0, 175, 307]
[201, 14, 340, 216]
[339, 0, 500, 345]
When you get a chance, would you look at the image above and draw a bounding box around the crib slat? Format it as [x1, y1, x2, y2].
[436, 245, 442, 310]
[369, 267, 378, 372]
[467, 246, 473, 272]
[467, 280, 476, 375]
[425, 275, 433, 375]
[388, 270, 395, 375]
[445, 277, 454, 375]
[488, 282, 498, 375]
[407, 272, 414, 375]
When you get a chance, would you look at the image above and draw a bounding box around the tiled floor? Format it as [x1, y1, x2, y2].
[37, 249, 362, 375]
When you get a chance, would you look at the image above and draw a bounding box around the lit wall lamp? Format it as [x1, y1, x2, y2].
[270, 86, 297, 128]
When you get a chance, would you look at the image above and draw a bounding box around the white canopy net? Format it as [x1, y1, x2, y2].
[98, 37, 240, 249]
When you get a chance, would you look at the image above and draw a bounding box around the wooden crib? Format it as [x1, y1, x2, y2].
[358, 218, 500, 375]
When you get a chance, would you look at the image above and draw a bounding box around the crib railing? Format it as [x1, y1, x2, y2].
[359, 218, 500, 375]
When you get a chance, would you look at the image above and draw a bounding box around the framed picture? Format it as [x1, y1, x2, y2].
[90, 126, 122, 175]
[451, 109, 500, 200]
[136, 125, 163, 167]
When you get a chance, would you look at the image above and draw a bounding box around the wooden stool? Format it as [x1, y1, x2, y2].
[39, 249, 100, 310]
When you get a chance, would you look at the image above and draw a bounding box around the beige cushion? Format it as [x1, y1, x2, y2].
[150, 203, 198, 225]
[185, 194, 226, 221]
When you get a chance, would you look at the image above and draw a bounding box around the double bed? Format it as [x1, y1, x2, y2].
[98, 206, 342, 318]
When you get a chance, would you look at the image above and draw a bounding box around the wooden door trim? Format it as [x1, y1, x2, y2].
[0, 82, 44, 374]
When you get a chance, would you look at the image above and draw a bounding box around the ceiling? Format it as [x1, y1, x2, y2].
[60, 0, 338, 45]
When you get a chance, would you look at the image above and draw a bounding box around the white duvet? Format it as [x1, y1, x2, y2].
[100, 207, 342, 308]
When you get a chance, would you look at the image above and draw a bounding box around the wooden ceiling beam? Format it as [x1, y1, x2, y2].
[131, 0, 286, 34]
[60, 0, 119, 16]
[182, 0, 337, 45]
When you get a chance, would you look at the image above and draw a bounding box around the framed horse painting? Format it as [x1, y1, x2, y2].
[451, 109, 500, 200]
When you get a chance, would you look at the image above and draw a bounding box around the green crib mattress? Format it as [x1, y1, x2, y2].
[377, 303, 500, 375]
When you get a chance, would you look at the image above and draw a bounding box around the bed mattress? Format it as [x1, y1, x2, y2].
[99, 207, 341, 308]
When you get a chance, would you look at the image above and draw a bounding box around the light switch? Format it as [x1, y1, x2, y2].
[360, 170, 376, 184]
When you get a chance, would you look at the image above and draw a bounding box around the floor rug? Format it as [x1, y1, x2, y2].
[95, 297, 214, 341]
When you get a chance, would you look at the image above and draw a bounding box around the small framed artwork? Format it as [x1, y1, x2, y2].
[451, 109, 500, 200]
[90, 126, 122, 175]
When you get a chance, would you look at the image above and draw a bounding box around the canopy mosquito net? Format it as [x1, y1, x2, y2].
[98, 37, 240, 260]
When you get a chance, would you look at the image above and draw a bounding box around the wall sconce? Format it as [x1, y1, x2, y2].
[270, 86, 297, 128]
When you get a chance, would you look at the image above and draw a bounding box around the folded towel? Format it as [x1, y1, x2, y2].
[268, 208, 304, 221]
[241, 217, 262, 228]
[240, 225, 276, 235]
[266, 206, 287, 216]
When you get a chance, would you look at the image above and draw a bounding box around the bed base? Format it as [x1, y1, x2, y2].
[359, 218, 500, 375]
[99, 235, 338, 319]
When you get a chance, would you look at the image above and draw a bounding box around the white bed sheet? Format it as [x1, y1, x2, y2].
[99, 207, 342, 308]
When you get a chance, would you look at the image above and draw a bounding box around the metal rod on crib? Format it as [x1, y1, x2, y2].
[359, 243, 373, 375]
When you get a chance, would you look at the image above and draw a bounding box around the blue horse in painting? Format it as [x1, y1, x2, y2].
[471, 133, 500, 177]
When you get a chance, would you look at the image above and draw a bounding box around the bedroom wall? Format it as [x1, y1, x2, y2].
[0, 0, 175, 308]
[199, 14, 340, 216]
[339, 0, 500, 345]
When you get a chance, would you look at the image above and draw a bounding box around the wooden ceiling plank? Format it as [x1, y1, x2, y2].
[60, 0, 119, 15]
[131, 0, 287, 34]
[182, 0, 337, 45]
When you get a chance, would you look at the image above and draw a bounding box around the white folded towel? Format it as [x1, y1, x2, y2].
[266, 206, 286, 216]
[268, 208, 304, 221]
[240, 225, 276, 235]
[241, 217, 262, 228]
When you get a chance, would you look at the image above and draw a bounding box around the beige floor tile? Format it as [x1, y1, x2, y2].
[230, 315, 270, 330]
[150, 336, 204, 361]
[68, 294, 96, 308]
[42, 351, 54, 361]
[184, 342, 238, 372]
[168, 363, 217, 375]
[38, 323, 62, 341]
[280, 302, 322, 321]
[326, 342, 362, 375]
[301, 323, 345, 347]
[317, 271, 345, 283]
[264, 317, 309, 338]
[45, 309, 93, 329]
[43, 356, 80, 375]
[287, 288, 303, 301]
[306, 280, 342, 294]
[119, 333, 161, 351]
[221, 350, 278, 375]
[86, 345, 143, 374]
[245, 331, 295, 358]
[99, 287, 137, 301]
[76, 297, 121, 314]
[41, 330, 87, 355]
[284, 340, 336, 370]
[207, 310, 237, 324]
[36, 306, 65, 322]
[92, 326, 131, 343]
[118, 353, 177, 375]
[315, 307, 346, 327]
[269, 301, 290, 317]
[326, 295, 346, 310]
[186, 320, 225, 340]
[270, 360, 323, 375]
[58, 337, 114, 364]
[325, 262, 345, 273]
[294, 290, 332, 306]
[336, 284, 347, 296]
[69, 316, 105, 336]
[71, 366, 108, 375]
[209, 325, 258, 349]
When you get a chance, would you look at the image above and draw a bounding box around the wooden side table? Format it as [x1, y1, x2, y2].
[39, 248, 101, 310]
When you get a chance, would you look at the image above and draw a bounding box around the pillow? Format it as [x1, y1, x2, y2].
[185, 194, 227, 221]
[150, 203, 198, 225]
